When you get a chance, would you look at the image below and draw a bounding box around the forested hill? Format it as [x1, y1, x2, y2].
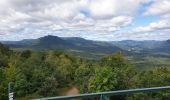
[0, 43, 170, 100]
[2, 35, 123, 53]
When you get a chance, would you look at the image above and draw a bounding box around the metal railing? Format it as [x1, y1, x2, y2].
[32, 86, 170, 100]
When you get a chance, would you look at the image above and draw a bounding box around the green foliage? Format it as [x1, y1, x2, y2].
[20, 50, 32, 58]
[101, 52, 137, 89]
[0, 43, 11, 67]
[5, 63, 18, 82]
[88, 66, 118, 92]
[74, 62, 93, 92]
[128, 67, 170, 100]
[100, 52, 127, 67]
[14, 74, 28, 97]
[0, 43, 170, 100]
[0, 43, 11, 56]
[0, 68, 8, 100]
[38, 76, 59, 96]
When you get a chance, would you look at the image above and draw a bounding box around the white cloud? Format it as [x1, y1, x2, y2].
[128, 0, 170, 40]
[132, 20, 170, 33]
[89, 0, 143, 19]
[0, 0, 169, 41]
[94, 16, 133, 31]
[144, 0, 170, 15]
[130, 17, 170, 41]
[117, 32, 170, 41]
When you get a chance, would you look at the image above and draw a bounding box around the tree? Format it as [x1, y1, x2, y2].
[38, 76, 59, 97]
[4, 63, 18, 82]
[0, 68, 8, 100]
[128, 67, 170, 100]
[88, 66, 118, 92]
[74, 62, 93, 92]
[14, 74, 29, 97]
[0, 43, 11, 56]
[20, 50, 31, 58]
[0, 43, 11, 68]
[99, 52, 136, 89]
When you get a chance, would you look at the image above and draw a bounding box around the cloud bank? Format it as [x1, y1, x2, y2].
[0, 0, 170, 41]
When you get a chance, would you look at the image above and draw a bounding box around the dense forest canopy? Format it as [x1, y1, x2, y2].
[0, 43, 170, 100]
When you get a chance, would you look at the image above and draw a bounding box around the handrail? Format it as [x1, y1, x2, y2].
[32, 86, 170, 100]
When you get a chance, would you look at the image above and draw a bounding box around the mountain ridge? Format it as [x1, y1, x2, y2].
[1, 35, 124, 58]
[1, 35, 170, 55]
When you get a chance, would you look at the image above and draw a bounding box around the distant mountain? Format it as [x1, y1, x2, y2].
[2, 36, 170, 59]
[1, 39, 36, 48]
[62, 37, 95, 46]
[111, 40, 163, 52]
[166, 40, 170, 43]
[31, 35, 72, 50]
[2, 35, 123, 57]
[150, 40, 170, 53]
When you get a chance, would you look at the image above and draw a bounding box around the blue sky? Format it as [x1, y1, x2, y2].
[0, 0, 170, 41]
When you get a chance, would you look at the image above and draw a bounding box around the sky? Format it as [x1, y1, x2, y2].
[0, 0, 170, 41]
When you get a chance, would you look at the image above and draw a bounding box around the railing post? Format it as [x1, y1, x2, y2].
[100, 94, 109, 100]
[8, 82, 14, 100]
